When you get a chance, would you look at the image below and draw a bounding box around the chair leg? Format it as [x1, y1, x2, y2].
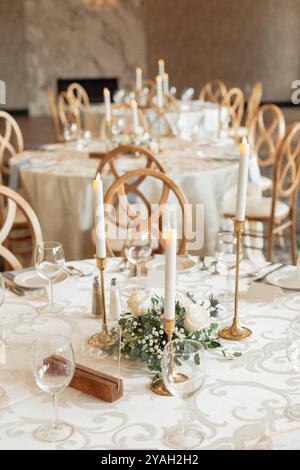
[290, 218, 298, 265]
[267, 222, 274, 262]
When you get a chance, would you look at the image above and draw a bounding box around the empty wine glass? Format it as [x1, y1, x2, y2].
[215, 232, 241, 302]
[162, 339, 206, 449]
[0, 274, 6, 400]
[124, 228, 152, 290]
[286, 317, 300, 420]
[35, 242, 65, 314]
[32, 335, 75, 442]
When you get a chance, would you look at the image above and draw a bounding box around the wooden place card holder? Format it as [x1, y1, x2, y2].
[45, 355, 123, 403]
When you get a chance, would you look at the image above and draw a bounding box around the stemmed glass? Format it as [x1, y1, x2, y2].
[0, 274, 6, 400]
[215, 232, 241, 302]
[286, 317, 300, 420]
[162, 339, 206, 449]
[31, 335, 75, 442]
[35, 242, 65, 314]
[124, 228, 152, 290]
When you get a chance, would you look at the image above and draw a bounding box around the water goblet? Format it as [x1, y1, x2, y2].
[35, 241, 65, 314]
[124, 228, 152, 291]
[286, 316, 300, 420]
[31, 335, 75, 442]
[162, 339, 206, 449]
[215, 232, 241, 302]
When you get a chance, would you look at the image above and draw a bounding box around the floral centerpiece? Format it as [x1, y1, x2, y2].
[119, 290, 240, 378]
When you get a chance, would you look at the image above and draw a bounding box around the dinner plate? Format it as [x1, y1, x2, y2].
[145, 256, 197, 274]
[14, 270, 69, 289]
[266, 266, 300, 290]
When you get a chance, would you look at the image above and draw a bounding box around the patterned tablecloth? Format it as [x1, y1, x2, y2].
[0, 258, 299, 450]
[10, 137, 238, 260]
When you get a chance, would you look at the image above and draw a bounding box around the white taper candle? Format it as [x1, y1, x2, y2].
[131, 100, 140, 134]
[93, 173, 106, 258]
[136, 67, 142, 91]
[158, 59, 165, 77]
[164, 227, 177, 320]
[103, 88, 111, 124]
[235, 137, 250, 221]
[163, 73, 169, 95]
[156, 75, 164, 109]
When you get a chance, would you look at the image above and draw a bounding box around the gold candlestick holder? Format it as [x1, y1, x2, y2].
[218, 219, 252, 341]
[88, 256, 117, 349]
[150, 318, 175, 396]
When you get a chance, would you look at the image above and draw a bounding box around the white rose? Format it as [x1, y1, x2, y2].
[127, 291, 152, 317]
[184, 303, 211, 333]
[176, 293, 193, 310]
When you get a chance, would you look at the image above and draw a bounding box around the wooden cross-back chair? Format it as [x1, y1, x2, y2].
[140, 79, 157, 105]
[0, 185, 43, 270]
[248, 104, 286, 192]
[199, 79, 227, 104]
[103, 168, 191, 257]
[0, 111, 24, 181]
[245, 82, 263, 130]
[100, 103, 149, 139]
[220, 87, 245, 138]
[95, 144, 165, 184]
[67, 82, 90, 108]
[57, 91, 81, 131]
[148, 105, 175, 138]
[44, 86, 64, 143]
[223, 122, 300, 264]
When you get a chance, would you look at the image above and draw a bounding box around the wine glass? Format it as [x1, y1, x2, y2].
[162, 339, 206, 449]
[35, 242, 65, 314]
[0, 274, 6, 400]
[215, 232, 241, 302]
[124, 228, 152, 290]
[286, 317, 300, 420]
[32, 335, 75, 442]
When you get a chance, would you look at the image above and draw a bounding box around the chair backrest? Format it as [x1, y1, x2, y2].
[245, 82, 263, 129]
[96, 144, 165, 191]
[141, 79, 157, 103]
[199, 79, 227, 104]
[248, 104, 286, 168]
[221, 87, 244, 132]
[57, 91, 81, 130]
[44, 86, 63, 143]
[0, 111, 24, 179]
[271, 123, 300, 214]
[67, 82, 90, 108]
[103, 168, 191, 256]
[0, 185, 43, 270]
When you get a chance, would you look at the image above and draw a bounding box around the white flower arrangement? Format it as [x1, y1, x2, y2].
[119, 291, 240, 377]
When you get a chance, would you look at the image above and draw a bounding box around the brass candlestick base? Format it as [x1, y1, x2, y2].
[150, 318, 175, 397]
[219, 220, 252, 341]
[88, 256, 118, 349]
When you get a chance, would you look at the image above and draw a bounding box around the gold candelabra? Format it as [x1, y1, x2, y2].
[88, 256, 117, 348]
[150, 318, 175, 396]
[218, 220, 252, 341]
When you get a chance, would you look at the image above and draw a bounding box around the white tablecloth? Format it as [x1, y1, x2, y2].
[0, 258, 299, 450]
[10, 138, 238, 260]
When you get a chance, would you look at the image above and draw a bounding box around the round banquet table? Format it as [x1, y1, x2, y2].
[0, 257, 299, 450]
[10, 137, 238, 260]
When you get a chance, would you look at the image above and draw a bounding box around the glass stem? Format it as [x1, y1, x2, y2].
[49, 281, 53, 309]
[52, 394, 58, 430]
[226, 267, 231, 296]
[136, 264, 142, 283]
[182, 399, 189, 435]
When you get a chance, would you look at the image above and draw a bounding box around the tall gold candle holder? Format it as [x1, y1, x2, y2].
[219, 220, 252, 341]
[88, 256, 117, 349]
[150, 318, 175, 396]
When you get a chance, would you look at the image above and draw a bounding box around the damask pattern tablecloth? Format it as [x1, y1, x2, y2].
[0, 259, 299, 450]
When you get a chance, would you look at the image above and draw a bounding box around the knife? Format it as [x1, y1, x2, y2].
[252, 263, 286, 283]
